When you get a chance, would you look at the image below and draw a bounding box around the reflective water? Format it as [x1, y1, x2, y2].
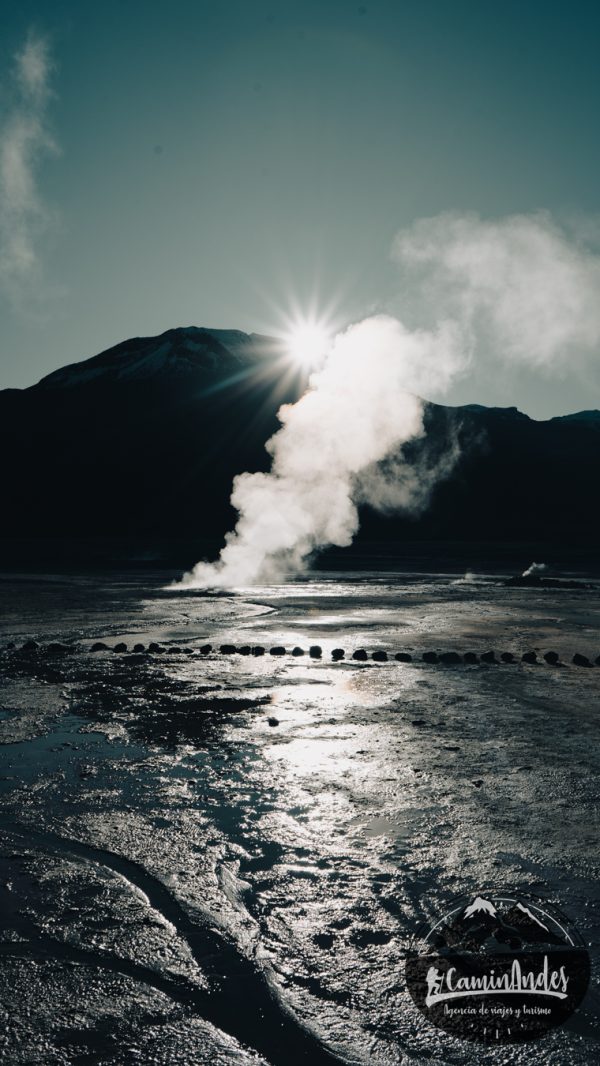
[0, 570, 599, 1064]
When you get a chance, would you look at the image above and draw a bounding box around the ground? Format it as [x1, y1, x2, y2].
[0, 570, 598, 1065]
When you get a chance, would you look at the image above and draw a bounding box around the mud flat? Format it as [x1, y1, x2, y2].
[0, 569, 599, 1064]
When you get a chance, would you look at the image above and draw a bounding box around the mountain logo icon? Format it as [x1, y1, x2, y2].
[405, 887, 590, 1045]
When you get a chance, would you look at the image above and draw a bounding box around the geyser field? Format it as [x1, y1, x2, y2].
[0, 566, 598, 1064]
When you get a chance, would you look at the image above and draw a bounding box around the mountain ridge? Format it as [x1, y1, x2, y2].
[1, 325, 599, 562]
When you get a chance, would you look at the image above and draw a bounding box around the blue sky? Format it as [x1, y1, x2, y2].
[1, 0, 599, 417]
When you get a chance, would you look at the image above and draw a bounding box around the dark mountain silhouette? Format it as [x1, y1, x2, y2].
[1, 326, 599, 567]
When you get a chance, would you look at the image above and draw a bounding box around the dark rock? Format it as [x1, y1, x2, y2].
[422, 651, 438, 664]
[292, 647, 304, 656]
[440, 651, 461, 664]
[500, 652, 515, 663]
[331, 648, 345, 660]
[480, 650, 497, 663]
[5, 642, 16, 650]
[572, 652, 592, 667]
[395, 652, 412, 662]
[411, 719, 426, 726]
[543, 651, 560, 665]
[200, 644, 212, 655]
[133, 643, 146, 653]
[220, 644, 236, 655]
[252, 646, 265, 656]
[90, 641, 108, 652]
[170, 646, 182, 654]
[596, 655, 600, 666]
[313, 932, 334, 949]
[113, 642, 128, 654]
[267, 717, 279, 727]
[238, 645, 252, 655]
[521, 651, 537, 664]
[45, 642, 70, 656]
[472, 779, 484, 788]
[148, 642, 163, 654]
[22, 640, 39, 652]
[270, 646, 286, 656]
[372, 650, 388, 662]
[352, 649, 368, 661]
[463, 652, 479, 664]
[309, 646, 322, 658]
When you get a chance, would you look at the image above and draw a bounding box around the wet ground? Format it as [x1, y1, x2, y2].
[0, 569, 599, 1065]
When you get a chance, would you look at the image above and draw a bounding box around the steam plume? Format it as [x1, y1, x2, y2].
[179, 211, 600, 588]
[179, 316, 463, 587]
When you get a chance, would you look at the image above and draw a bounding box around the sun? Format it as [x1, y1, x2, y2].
[285, 322, 331, 367]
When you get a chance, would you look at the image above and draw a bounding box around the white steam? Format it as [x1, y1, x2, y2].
[0, 32, 59, 306]
[179, 316, 462, 587]
[179, 211, 600, 589]
[522, 562, 549, 578]
[393, 211, 600, 373]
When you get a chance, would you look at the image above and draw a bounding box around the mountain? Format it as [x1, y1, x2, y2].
[1, 326, 599, 566]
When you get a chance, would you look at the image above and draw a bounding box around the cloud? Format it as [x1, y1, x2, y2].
[0, 32, 59, 307]
[392, 211, 600, 374]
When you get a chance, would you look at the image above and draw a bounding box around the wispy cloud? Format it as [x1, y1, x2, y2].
[0, 32, 60, 308]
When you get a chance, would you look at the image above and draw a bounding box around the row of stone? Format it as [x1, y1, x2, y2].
[214, 644, 599, 667]
[6, 640, 599, 668]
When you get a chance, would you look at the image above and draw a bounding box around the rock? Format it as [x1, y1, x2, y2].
[422, 651, 438, 664]
[148, 642, 163, 654]
[521, 651, 537, 664]
[352, 649, 368, 661]
[395, 652, 412, 662]
[411, 719, 426, 726]
[440, 651, 461, 664]
[292, 647, 304, 656]
[480, 650, 497, 664]
[220, 644, 236, 654]
[331, 648, 345, 660]
[372, 650, 388, 662]
[500, 652, 515, 663]
[90, 641, 109, 652]
[113, 642, 128, 654]
[200, 644, 212, 655]
[472, 779, 484, 788]
[270, 646, 286, 656]
[133, 643, 146, 653]
[5, 641, 16, 650]
[267, 717, 279, 727]
[572, 652, 592, 667]
[44, 642, 70, 656]
[596, 655, 600, 666]
[170, 646, 182, 654]
[543, 651, 559, 665]
[309, 646, 322, 658]
[22, 640, 39, 652]
[238, 646, 252, 655]
[252, 646, 265, 656]
[313, 932, 334, 949]
[463, 652, 479, 664]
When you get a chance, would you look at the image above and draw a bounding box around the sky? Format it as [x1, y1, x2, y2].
[1, 0, 600, 417]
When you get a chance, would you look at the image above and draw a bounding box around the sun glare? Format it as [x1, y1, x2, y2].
[286, 323, 331, 367]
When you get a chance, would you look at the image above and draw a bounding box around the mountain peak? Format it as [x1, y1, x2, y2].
[463, 896, 497, 918]
[33, 326, 284, 391]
